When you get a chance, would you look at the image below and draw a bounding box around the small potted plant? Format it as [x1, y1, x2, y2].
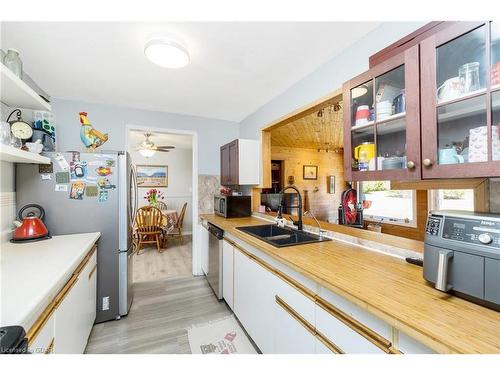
[145, 189, 164, 207]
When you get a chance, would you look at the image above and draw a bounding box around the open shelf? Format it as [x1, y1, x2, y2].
[0, 64, 51, 111]
[0, 144, 50, 164]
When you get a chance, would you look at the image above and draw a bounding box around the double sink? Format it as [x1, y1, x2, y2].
[237, 224, 331, 248]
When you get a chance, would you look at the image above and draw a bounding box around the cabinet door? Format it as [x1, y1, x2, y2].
[28, 314, 55, 354]
[228, 140, 239, 185]
[421, 22, 500, 178]
[343, 44, 421, 181]
[222, 239, 234, 310]
[199, 224, 209, 275]
[274, 296, 316, 354]
[54, 255, 97, 354]
[53, 275, 87, 353]
[233, 248, 276, 353]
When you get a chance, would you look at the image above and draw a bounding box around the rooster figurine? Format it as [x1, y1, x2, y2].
[79, 112, 108, 151]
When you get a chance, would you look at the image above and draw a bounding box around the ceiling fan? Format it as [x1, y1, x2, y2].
[136, 132, 175, 157]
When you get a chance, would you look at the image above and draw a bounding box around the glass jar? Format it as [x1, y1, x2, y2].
[3, 48, 23, 78]
[0, 121, 11, 145]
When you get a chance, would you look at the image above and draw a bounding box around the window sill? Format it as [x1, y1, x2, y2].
[364, 218, 418, 229]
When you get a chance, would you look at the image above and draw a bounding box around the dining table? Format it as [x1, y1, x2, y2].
[161, 209, 178, 234]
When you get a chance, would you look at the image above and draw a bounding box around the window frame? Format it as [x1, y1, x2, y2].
[357, 181, 418, 227]
[427, 189, 475, 212]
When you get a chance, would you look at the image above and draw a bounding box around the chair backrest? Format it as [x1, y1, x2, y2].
[135, 206, 163, 233]
[155, 201, 168, 211]
[177, 202, 188, 229]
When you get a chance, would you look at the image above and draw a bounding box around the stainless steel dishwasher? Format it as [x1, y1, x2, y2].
[207, 223, 224, 299]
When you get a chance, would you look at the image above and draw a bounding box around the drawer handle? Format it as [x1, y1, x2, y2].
[276, 295, 315, 335]
[89, 264, 97, 279]
[54, 274, 79, 308]
[316, 297, 400, 354]
[276, 295, 344, 354]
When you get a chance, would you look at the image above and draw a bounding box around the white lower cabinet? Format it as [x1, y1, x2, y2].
[274, 296, 316, 354]
[53, 251, 97, 354]
[233, 248, 277, 354]
[396, 331, 436, 354]
[28, 314, 55, 354]
[222, 240, 234, 310]
[199, 223, 209, 275]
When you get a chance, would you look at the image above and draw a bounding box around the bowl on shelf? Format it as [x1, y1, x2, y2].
[25, 142, 43, 154]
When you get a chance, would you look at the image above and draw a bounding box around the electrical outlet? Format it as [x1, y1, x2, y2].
[102, 296, 110, 311]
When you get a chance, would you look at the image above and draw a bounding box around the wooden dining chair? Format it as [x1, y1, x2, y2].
[168, 202, 188, 244]
[135, 206, 164, 254]
[154, 201, 168, 211]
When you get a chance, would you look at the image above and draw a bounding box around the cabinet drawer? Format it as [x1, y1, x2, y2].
[315, 303, 386, 354]
[28, 314, 55, 354]
[274, 296, 316, 354]
[274, 271, 315, 324]
[397, 331, 436, 354]
[318, 286, 392, 342]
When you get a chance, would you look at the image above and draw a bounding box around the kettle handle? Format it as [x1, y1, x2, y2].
[18, 204, 45, 221]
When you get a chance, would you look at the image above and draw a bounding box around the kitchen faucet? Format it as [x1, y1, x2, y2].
[276, 185, 303, 231]
[303, 210, 327, 239]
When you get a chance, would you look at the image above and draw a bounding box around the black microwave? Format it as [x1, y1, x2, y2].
[214, 195, 252, 218]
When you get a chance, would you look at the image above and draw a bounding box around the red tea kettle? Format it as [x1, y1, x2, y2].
[11, 204, 51, 243]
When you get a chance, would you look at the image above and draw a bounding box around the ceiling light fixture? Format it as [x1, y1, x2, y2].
[144, 39, 190, 69]
[139, 148, 156, 158]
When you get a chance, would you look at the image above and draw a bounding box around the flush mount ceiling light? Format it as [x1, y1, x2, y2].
[144, 39, 190, 69]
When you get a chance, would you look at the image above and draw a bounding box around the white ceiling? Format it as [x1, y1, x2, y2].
[0, 22, 380, 122]
[128, 130, 193, 150]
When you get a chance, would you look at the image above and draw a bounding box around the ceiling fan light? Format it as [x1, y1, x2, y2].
[139, 148, 156, 158]
[144, 39, 190, 69]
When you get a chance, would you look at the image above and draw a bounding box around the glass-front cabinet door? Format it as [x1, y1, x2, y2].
[421, 21, 500, 178]
[343, 45, 420, 181]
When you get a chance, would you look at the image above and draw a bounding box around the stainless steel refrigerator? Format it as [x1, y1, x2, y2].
[15, 151, 138, 323]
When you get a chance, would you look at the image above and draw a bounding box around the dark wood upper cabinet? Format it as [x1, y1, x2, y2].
[220, 139, 239, 185]
[343, 45, 421, 181]
[420, 21, 500, 178]
[220, 139, 260, 186]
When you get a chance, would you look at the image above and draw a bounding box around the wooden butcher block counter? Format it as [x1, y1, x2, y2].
[201, 214, 500, 354]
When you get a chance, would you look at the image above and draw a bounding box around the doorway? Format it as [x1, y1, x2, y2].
[126, 126, 199, 283]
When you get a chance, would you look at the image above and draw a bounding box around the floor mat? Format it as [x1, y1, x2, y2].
[187, 315, 257, 354]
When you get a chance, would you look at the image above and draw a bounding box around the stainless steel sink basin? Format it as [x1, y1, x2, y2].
[236, 224, 331, 248]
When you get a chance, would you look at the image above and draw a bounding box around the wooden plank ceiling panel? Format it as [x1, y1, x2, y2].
[270, 102, 343, 151]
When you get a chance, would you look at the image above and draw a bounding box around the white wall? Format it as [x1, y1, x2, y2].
[51, 98, 239, 175]
[239, 22, 427, 139]
[129, 147, 194, 233]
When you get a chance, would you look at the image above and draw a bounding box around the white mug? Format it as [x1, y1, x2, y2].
[437, 77, 463, 102]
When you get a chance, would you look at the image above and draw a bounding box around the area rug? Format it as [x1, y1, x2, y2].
[187, 315, 257, 354]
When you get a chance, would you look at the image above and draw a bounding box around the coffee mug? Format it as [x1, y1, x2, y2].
[438, 148, 465, 165]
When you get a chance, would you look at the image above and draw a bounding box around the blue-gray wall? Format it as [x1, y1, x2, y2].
[51, 98, 239, 175]
[239, 22, 427, 139]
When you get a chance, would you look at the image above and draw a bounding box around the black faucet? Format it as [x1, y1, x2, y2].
[276, 185, 303, 231]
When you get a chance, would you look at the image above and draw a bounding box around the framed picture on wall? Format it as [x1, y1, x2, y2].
[136, 165, 168, 187]
[303, 165, 318, 180]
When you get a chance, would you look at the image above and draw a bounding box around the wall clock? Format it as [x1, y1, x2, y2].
[7, 109, 33, 140]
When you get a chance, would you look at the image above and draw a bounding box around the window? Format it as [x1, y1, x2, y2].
[429, 189, 474, 211]
[359, 181, 416, 225]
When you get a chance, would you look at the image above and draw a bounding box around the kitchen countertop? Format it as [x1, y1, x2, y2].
[0, 232, 101, 330]
[201, 214, 500, 354]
